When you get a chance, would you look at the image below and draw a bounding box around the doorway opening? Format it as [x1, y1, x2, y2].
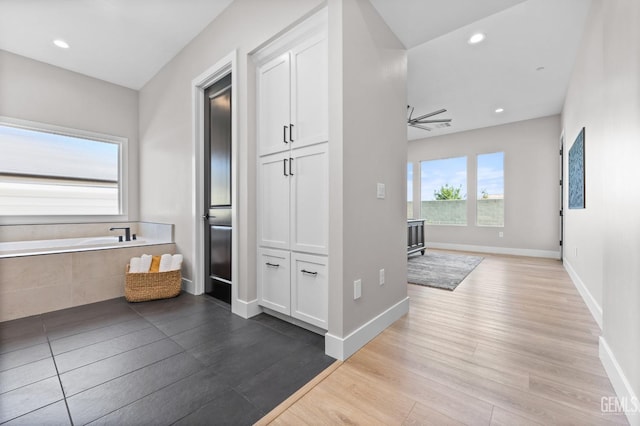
[191, 51, 238, 314]
[204, 74, 232, 303]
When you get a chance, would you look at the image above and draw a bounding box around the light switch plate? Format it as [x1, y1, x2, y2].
[377, 183, 385, 199]
[379, 269, 385, 285]
[354, 279, 362, 299]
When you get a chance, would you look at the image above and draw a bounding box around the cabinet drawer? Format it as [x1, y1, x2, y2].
[291, 252, 327, 329]
[258, 248, 290, 315]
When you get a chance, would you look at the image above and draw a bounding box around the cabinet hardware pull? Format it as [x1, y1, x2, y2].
[301, 269, 317, 276]
[266, 262, 280, 268]
[289, 124, 294, 142]
[289, 158, 294, 176]
[283, 158, 288, 176]
[283, 125, 288, 143]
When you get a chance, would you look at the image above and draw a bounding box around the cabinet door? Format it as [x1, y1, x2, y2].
[290, 33, 328, 149]
[258, 248, 290, 315]
[291, 253, 327, 329]
[290, 143, 328, 255]
[258, 152, 290, 250]
[258, 53, 291, 156]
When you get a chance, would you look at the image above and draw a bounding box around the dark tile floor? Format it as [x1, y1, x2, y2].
[0, 294, 335, 425]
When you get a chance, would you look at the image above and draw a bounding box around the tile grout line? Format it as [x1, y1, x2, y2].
[42, 317, 75, 426]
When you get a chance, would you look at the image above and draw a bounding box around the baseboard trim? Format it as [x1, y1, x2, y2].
[426, 242, 560, 259]
[325, 297, 409, 361]
[232, 298, 262, 319]
[181, 278, 195, 295]
[599, 337, 640, 425]
[563, 258, 603, 329]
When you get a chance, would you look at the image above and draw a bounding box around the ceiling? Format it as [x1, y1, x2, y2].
[0, 0, 592, 139]
[370, 0, 592, 139]
[0, 0, 233, 90]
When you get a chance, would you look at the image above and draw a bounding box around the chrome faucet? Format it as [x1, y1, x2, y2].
[109, 227, 131, 242]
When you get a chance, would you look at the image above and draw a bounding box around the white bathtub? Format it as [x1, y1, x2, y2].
[0, 236, 161, 258]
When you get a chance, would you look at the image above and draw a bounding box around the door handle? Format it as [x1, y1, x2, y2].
[289, 124, 294, 142]
[284, 158, 288, 176]
[283, 125, 288, 143]
[289, 158, 294, 176]
[266, 262, 280, 268]
[301, 269, 317, 276]
[202, 214, 209, 220]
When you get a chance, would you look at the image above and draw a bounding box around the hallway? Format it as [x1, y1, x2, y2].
[265, 251, 628, 425]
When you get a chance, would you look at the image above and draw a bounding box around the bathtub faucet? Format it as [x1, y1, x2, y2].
[109, 227, 131, 242]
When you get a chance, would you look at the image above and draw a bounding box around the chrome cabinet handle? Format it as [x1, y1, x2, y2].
[301, 269, 317, 276]
[289, 123, 294, 142]
[289, 158, 294, 176]
[283, 125, 288, 143]
[266, 262, 280, 268]
[284, 158, 288, 176]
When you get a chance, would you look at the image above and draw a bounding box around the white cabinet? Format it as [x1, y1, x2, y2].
[256, 10, 328, 331]
[258, 152, 290, 251]
[257, 248, 290, 315]
[258, 144, 328, 255]
[291, 253, 328, 329]
[257, 33, 327, 156]
[257, 249, 328, 330]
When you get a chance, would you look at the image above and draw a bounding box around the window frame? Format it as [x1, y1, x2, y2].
[0, 116, 128, 225]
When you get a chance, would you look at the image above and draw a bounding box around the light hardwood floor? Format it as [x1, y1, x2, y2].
[259, 250, 628, 425]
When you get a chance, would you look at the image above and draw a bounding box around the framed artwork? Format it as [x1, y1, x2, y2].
[568, 127, 585, 209]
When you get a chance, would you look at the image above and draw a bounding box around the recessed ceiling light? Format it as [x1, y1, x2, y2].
[495, 108, 505, 113]
[468, 33, 486, 45]
[53, 39, 70, 49]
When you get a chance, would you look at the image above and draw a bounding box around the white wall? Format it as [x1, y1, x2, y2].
[0, 50, 140, 223]
[138, 0, 324, 297]
[563, 1, 640, 423]
[328, 0, 408, 345]
[408, 115, 561, 258]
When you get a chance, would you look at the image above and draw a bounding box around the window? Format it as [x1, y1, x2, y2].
[0, 118, 126, 216]
[477, 152, 504, 226]
[420, 156, 467, 225]
[407, 163, 413, 219]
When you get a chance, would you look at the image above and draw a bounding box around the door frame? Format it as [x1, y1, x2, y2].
[559, 130, 565, 260]
[191, 51, 238, 312]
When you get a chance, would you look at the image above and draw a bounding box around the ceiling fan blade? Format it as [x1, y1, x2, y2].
[412, 108, 447, 122]
[415, 118, 452, 124]
[409, 123, 432, 131]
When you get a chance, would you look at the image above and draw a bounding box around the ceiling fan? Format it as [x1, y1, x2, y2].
[407, 105, 452, 131]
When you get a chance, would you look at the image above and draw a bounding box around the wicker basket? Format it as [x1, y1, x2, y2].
[125, 265, 182, 302]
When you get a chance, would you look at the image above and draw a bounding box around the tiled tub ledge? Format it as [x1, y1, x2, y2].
[0, 241, 177, 322]
[0, 236, 169, 259]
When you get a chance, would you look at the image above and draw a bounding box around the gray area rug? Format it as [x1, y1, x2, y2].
[408, 251, 483, 291]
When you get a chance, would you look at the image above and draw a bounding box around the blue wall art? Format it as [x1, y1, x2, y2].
[568, 127, 585, 209]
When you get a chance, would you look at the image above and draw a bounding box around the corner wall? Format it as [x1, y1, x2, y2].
[0, 50, 140, 224]
[408, 115, 561, 258]
[562, 1, 640, 423]
[326, 0, 408, 358]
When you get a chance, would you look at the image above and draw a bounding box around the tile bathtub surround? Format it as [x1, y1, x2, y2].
[0, 243, 176, 322]
[0, 294, 334, 425]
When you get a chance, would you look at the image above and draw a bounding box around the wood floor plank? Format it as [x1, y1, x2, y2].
[261, 251, 628, 425]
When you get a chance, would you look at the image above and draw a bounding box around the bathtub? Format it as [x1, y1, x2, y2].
[0, 236, 161, 259]
[0, 234, 176, 322]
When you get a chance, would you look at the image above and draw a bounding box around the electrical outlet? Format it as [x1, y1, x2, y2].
[379, 269, 385, 285]
[499, 231, 504, 238]
[377, 183, 385, 199]
[354, 279, 362, 299]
